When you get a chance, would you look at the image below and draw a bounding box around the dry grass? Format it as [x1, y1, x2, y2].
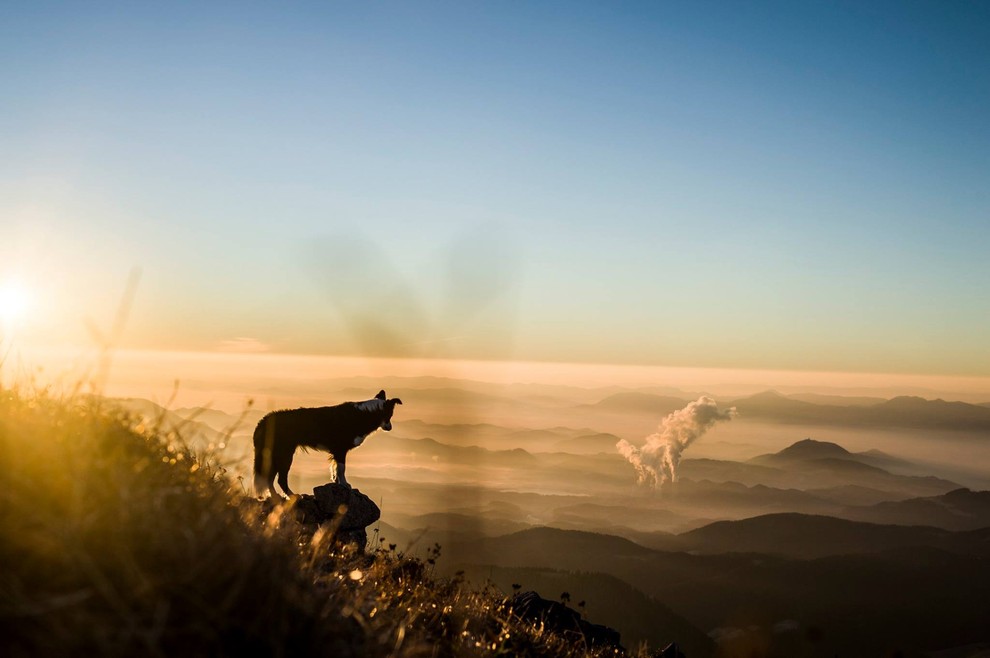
[0, 387, 628, 657]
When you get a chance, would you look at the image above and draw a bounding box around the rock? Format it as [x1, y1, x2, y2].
[510, 590, 623, 651]
[312, 483, 381, 530]
[289, 494, 324, 524]
[261, 484, 381, 552]
[335, 528, 368, 551]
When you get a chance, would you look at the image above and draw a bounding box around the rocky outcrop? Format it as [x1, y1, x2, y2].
[263, 484, 381, 552]
[509, 590, 623, 651]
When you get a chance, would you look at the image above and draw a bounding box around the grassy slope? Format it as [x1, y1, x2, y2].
[0, 388, 632, 658]
[454, 565, 715, 658]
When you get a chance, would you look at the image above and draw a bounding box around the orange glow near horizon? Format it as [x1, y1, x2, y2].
[9, 345, 990, 410]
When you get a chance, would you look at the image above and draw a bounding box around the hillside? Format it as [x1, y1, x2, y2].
[0, 389, 640, 658]
[454, 565, 716, 658]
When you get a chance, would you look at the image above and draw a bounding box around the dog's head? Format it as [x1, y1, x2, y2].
[374, 389, 402, 431]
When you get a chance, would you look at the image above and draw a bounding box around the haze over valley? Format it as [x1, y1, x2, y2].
[112, 368, 990, 658]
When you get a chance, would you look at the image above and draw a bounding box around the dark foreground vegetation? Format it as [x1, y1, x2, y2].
[0, 388, 633, 657]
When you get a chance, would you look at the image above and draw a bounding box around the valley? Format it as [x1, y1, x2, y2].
[117, 376, 990, 657]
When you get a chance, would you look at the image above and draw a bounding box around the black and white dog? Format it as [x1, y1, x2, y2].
[252, 390, 402, 497]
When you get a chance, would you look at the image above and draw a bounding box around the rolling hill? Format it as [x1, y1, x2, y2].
[839, 488, 990, 531]
[677, 512, 990, 559]
[444, 526, 990, 658]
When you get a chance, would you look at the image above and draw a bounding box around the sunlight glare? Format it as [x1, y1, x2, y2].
[0, 282, 32, 325]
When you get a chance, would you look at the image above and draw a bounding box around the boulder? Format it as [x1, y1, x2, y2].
[510, 590, 623, 651]
[313, 483, 381, 529]
[269, 484, 381, 552]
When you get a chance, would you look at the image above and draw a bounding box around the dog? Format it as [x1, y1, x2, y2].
[252, 390, 402, 497]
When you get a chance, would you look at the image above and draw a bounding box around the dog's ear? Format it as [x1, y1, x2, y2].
[375, 390, 386, 401]
[390, 398, 402, 406]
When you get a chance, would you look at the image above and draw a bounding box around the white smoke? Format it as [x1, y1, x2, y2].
[616, 396, 735, 489]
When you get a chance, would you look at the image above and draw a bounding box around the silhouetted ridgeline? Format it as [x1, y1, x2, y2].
[0, 388, 662, 657]
[589, 388, 990, 431]
[731, 390, 990, 431]
[443, 526, 990, 658]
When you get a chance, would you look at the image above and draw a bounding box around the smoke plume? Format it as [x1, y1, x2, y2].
[616, 396, 735, 488]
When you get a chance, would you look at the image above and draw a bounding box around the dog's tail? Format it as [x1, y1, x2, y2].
[252, 417, 272, 496]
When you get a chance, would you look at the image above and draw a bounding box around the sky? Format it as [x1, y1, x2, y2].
[2, 1, 989, 379]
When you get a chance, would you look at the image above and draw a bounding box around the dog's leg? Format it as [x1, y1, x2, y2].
[335, 454, 349, 488]
[264, 455, 280, 499]
[275, 449, 295, 497]
[277, 472, 294, 497]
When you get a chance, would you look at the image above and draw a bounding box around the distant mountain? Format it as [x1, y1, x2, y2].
[752, 438, 920, 473]
[316, 375, 624, 405]
[678, 512, 989, 559]
[584, 392, 690, 415]
[730, 390, 990, 431]
[805, 484, 913, 507]
[362, 435, 541, 468]
[386, 511, 530, 542]
[755, 437, 852, 462]
[396, 419, 599, 451]
[840, 488, 990, 531]
[172, 406, 264, 432]
[730, 390, 838, 424]
[549, 502, 691, 534]
[787, 392, 886, 407]
[396, 387, 524, 409]
[745, 439, 959, 497]
[658, 478, 839, 517]
[871, 396, 990, 430]
[550, 432, 624, 454]
[458, 527, 655, 566]
[508, 428, 576, 443]
[851, 448, 920, 474]
[113, 398, 223, 444]
[669, 439, 959, 499]
[678, 457, 787, 486]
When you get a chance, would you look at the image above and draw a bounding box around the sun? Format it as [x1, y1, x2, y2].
[0, 282, 32, 326]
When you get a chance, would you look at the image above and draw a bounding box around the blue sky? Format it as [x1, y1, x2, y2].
[2, 1, 988, 375]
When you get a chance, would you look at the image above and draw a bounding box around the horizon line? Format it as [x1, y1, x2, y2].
[10, 344, 990, 403]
